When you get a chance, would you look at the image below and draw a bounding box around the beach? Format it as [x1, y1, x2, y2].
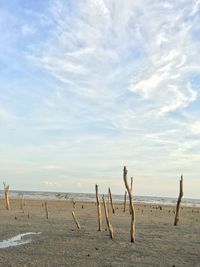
[0, 198, 200, 267]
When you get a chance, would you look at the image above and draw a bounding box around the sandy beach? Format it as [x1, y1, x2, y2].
[0, 198, 200, 267]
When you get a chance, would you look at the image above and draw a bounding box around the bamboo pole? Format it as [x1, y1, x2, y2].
[108, 187, 115, 214]
[123, 191, 127, 212]
[174, 175, 183, 226]
[102, 195, 114, 239]
[95, 184, 102, 231]
[72, 211, 81, 229]
[3, 182, 10, 210]
[123, 166, 136, 242]
[45, 201, 49, 219]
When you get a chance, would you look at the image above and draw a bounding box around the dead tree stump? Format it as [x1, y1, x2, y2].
[108, 187, 115, 214]
[95, 184, 102, 231]
[123, 191, 127, 212]
[72, 211, 81, 229]
[102, 195, 114, 239]
[45, 201, 49, 219]
[174, 175, 183, 226]
[3, 182, 10, 210]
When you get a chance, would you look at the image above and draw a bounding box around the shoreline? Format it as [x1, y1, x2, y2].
[1, 196, 200, 208]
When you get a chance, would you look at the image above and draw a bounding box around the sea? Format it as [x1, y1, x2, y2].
[0, 190, 200, 207]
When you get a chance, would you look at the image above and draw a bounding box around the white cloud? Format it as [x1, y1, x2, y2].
[42, 181, 63, 187]
[191, 121, 200, 134]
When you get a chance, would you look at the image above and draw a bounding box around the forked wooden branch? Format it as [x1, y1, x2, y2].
[102, 195, 114, 239]
[95, 184, 102, 231]
[174, 175, 183, 226]
[123, 166, 135, 242]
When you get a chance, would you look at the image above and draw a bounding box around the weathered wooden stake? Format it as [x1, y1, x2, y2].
[131, 177, 133, 192]
[108, 187, 115, 214]
[72, 211, 81, 229]
[3, 182, 10, 210]
[107, 187, 110, 215]
[174, 175, 183, 226]
[72, 199, 76, 208]
[129, 177, 133, 214]
[123, 191, 127, 212]
[123, 166, 136, 242]
[102, 195, 114, 239]
[45, 201, 49, 219]
[95, 184, 102, 231]
[20, 194, 25, 211]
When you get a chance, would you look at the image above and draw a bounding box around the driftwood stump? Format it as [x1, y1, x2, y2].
[102, 195, 114, 239]
[72, 211, 81, 229]
[174, 175, 183, 226]
[3, 182, 10, 210]
[123, 166, 136, 242]
[95, 184, 102, 231]
[20, 194, 25, 212]
[45, 201, 49, 219]
[129, 177, 133, 214]
[108, 187, 115, 214]
[123, 191, 127, 212]
[107, 187, 110, 215]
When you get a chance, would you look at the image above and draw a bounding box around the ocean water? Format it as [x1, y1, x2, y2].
[0, 190, 200, 207]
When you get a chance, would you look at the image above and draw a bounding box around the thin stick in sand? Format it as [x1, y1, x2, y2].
[3, 182, 10, 210]
[102, 195, 114, 239]
[123, 191, 127, 212]
[107, 187, 110, 215]
[123, 166, 136, 242]
[108, 187, 115, 214]
[20, 194, 25, 212]
[72, 211, 81, 229]
[95, 184, 102, 231]
[174, 175, 183, 226]
[45, 201, 49, 219]
[129, 177, 133, 214]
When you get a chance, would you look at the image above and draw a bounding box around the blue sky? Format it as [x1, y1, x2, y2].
[0, 0, 200, 197]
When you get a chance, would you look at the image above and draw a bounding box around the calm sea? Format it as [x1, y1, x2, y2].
[0, 190, 199, 207]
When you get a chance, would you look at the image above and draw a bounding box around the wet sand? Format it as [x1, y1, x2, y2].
[0, 198, 200, 267]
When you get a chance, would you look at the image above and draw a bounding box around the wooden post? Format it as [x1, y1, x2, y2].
[108, 187, 115, 214]
[107, 187, 110, 215]
[45, 201, 49, 219]
[72, 211, 81, 229]
[123, 166, 136, 242]
[20, 194, 25, 212]
[95, 184, 102, 231]
[123, 191, 127, 212]
[72, 199, 76, 208]
[131, 177, 133, 192]
[102, 195, 114, 239]
[3, 182, 10, 210]
[129, 177, 133, 214]
[174, 175, 183, 226]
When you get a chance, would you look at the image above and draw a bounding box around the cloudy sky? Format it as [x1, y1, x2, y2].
[0, 0, 200, 197]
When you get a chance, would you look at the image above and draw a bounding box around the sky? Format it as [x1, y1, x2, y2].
[0, 0, 200, 198]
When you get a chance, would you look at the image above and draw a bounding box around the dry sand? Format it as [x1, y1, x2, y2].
[0, 198, 200, 267]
